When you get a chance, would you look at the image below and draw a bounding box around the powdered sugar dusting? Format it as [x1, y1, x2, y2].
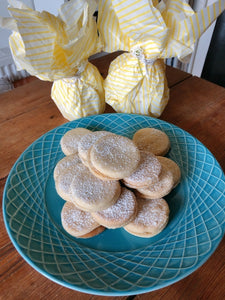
[60, 128, 90, 155]
[95, 187, 136, 221]
[137, 165, 174, 198]
[62, 202, 98, 233]
[54, 153, 81, 179]
[78, 131, 111, 155]
[124, 151, 161, 186]
[56, 163, 84, 194]
[133, 198, 169, 228]
[91, 135, 140, 177]
[70, 164, 120, 209]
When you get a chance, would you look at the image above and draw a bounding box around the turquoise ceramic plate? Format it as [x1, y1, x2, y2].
[3, 114, 225, 296]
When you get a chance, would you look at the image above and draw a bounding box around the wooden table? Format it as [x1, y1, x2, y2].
[1, 52, 225, 300]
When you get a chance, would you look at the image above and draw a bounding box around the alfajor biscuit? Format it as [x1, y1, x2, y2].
[78, 130, 113, 166]
[55, 166, 82, 202]
[60, 127, 91, 156]
[136, 162, 174, 199]
[157, 156, 181, 188]
[89, 134, 140, 180]
[124, 197, 169, 238]
[61, 201, 103, 238]
[91, 187, 137, 228]
[70, 163, 121, 212]
[133, 127, 170, 156]
[53, 153, 81, 181]
[123, 151, 162, 188]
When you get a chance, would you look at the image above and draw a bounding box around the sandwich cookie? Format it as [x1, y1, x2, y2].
[61, 201, 105, 238]
[123, 151, 162, 188]
[78, 130, 112, 166]
[60, 127, 91, 156]
[157, 156, 181, 188]
[53, 153, 81, 180]
[91, 187, 137, 228]
[124, 197, 169, 238]
[55, 164, 83, 202]
[70, 163, 121, 212]
[133, 127, 170, 156]
[136, 162, 174, 199]
[89, 134, 140, 180]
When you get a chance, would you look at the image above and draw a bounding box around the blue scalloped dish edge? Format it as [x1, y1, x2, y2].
[3, 114, 225, 296]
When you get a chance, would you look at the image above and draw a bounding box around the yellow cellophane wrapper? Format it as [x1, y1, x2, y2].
[0, 0, 105, 120]
[98, 0, 225, 117]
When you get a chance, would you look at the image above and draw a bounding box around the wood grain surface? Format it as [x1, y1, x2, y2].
[0, 52, 225, 300]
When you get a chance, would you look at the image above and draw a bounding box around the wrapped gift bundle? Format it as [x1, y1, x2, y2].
[0, 0, 105, 120]
[51, 61, 105, 120]
[1, 0, 224, 119]
[97, 0, 225, 117]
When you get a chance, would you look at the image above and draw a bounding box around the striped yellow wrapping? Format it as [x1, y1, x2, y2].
[104, 53, 169, 117]
[1, 0, 104, 120]
[98, 0, 225, 117]
[51, 62, 105, 120]
[7, 0, 100, 80]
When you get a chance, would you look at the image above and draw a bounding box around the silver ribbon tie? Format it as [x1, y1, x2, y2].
[131, 47, 155, 78]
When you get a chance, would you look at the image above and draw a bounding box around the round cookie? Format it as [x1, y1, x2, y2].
[136, 163, 174, 199]
[157, 156, 181, 188]
[133, 127, 170, 156]
[90, 134, 141, 180]
[60, 127, 91, 155]
[78, 130, 113, 166]
[70, 163, 121, 212]
[61, 201, 102, 238]
[91, 187, 137, 228]
[55, 166, 82, 202]
[124, 197, 169, 238]
[123, 151, 162, 188]
[53, 153, 81, 180]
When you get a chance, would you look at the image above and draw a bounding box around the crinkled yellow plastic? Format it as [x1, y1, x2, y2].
[98, 0, 225, 117]
[0, 0, 104, 120]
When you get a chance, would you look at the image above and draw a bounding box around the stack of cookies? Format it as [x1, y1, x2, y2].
[54, 127, 181, 239]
